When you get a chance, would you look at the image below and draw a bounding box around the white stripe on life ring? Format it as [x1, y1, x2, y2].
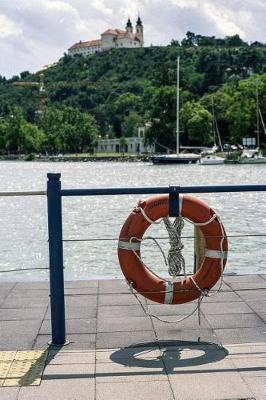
[164, 281, 174, 304]
[205, 249, 228, 259]
[117, 240, 141, 251]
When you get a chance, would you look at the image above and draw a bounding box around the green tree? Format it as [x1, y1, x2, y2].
[121, 112, 142, 137]
[39, 106, 99, 153]
[182, 101, 213, 145]
[114, 92, 141, 115]
[0, 120, 8, 152]
[61, 107, 99, 152]
[4, 107, 25, 153]
[145, 86, 176, 149]
[21, 123, 45, 153]
[39, 108, 65, 153]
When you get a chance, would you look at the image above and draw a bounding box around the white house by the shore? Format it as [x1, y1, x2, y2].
[95, 126, 154, 154]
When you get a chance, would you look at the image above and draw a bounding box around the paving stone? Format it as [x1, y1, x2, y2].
[96, 331, 156, 349]
[246, 300, 266, 313]
[96, 346, 161, 363]
[156, 341, 226, 352]
[0, 307, 46, 321]
[42, 362, 95, 378]
[163, 353, 234, 373]
[65, 295, 97, 308]
[9, 289, 49, 298]
[215, 327, 266, 344]
[224, 274, 265, 283]
[242, 376, 266, 400]
[2, 297, 49, 309]
[160, 346, 228, 370]
[40, 318, 96, 334]
[236, 289, 266, 301]
[209, 280, 232, 292]
[225, 342, 266, 358]
[97, 316, 153, 333]
[200, 290, 241, 302]
[98, 293, 138, 306]
[169, 371, 253, 400]
[0, 320, 41, 336]
[98, 304, 145, 319]
[18, 364, 95, 400]
[98, 279, 128, 294]
[205, 313, 266, 329]
[155, 328, 220, 345]
[0, 283, 16, 291]
[259, 312, 266, 322]
[33, 334, 96, 350]
[47, 349, 95, 365]
[152, 314, 210, 330]
[0, 335, 35, 351]
[64, 287, 98, 295]
[96, 381, 174, 400]
[64, 280, 98, 289]
[15, 282, 49, 290]
[0, 387, 20, 400]
[147, 302, 199, 316]
[45, 305, 97, 320]
[230, 357, 266, 377]
[228, 281, 266, 290]
[95, 359, 167, 382]
[201, 301, 253, 314]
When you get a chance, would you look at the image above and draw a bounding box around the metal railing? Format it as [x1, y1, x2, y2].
[46, 173, 266, 345]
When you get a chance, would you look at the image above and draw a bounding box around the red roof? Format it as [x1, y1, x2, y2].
[69, 39, 101, 50]
[102, 28, 126, 36]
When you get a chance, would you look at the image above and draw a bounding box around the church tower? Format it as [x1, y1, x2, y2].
[126, 18, 133, 34]
[135, 16, 144, 46]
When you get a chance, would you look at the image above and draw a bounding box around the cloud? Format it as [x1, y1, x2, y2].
[0, 14, 22, 38]
[0, 0, 265, 78]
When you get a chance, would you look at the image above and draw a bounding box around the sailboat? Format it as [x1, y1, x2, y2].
[150, 57, 200, 164]
[239, 86, 266, 164]
[199, 96, 225, 165]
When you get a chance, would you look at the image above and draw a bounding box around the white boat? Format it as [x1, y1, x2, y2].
[151, 57, 200, 165]
[199, 155, 225, 165]
[239, 148, 266, 164]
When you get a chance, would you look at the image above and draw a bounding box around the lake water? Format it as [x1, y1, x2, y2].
[0, 161, 266, 281]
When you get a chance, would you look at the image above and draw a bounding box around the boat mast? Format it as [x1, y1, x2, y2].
[176, 56, 180, 155]
[211, 96, 216, 148]
[256, 86, 260, 149]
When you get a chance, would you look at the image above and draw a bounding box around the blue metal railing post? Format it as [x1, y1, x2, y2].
[169, 186, 180, 217]
[47, 173, 66, 345]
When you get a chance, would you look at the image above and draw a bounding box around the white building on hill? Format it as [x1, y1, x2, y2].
[68, 17, 144, 56]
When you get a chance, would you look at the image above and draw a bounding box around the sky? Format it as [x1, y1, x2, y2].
[0, 0, 266, 78]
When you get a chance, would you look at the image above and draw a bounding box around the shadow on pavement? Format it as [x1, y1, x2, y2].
[110, 340, 228, 370]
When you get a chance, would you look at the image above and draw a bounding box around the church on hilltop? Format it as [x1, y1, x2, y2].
[68, 17, 144, 56]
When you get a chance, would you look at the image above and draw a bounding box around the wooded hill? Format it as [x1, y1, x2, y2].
[0, 32, 266, 154]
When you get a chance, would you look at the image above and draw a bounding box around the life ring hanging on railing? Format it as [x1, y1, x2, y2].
[117, 194, 228, 305]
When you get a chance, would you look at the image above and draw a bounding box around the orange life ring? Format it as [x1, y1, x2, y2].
[118, 194, 228, 304]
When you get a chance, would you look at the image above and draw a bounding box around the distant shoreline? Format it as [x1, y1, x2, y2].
[0, 154, 151, 162]
[1, 154, 266, 164]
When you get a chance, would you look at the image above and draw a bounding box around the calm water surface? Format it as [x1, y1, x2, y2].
[0, 161, 266, 281]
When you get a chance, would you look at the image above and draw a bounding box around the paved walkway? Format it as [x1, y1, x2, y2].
[0, 274, 265, 399]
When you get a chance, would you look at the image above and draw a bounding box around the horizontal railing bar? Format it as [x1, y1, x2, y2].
[61, 184, 266, 197]
[62, 233, 266, 242]
[0, 191, 46, 197]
